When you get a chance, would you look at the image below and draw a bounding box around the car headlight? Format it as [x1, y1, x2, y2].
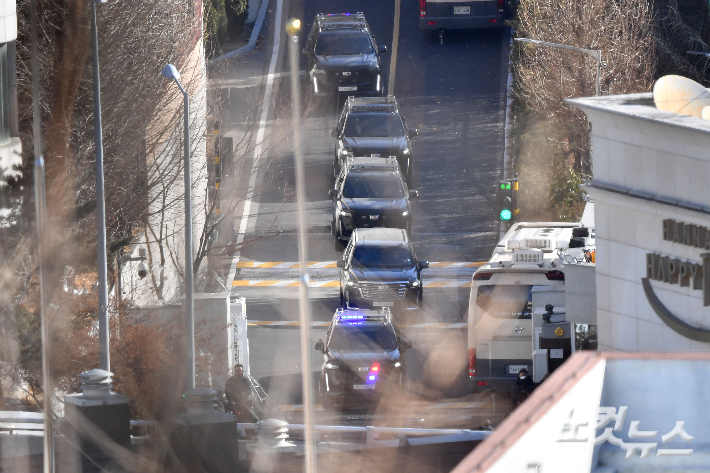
[325, 362, 340, 370]
[410, 280, 420, 287]
[340, 210, 352, 217]
[312, 66, 326, 75]
[403, 148, 410, 155]
[394, 361, 401, 368]
[402, 210, 409, 217]
[346, 280, 358, 287]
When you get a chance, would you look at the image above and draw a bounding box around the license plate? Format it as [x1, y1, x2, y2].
[339, 86, 357, 92]
[353, 384, 376, 390]
[453, 6, 470, 14]
[371, 153, 380, 157]
[373, 301, 393, 307]
[507, 364, 528, 375]
[369, 215, 379, 220]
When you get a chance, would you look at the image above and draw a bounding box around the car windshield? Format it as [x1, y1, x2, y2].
[344, 113, 405, 137]
[315, 31, 374, 56]
[351, 246, 414, 268]
[475, 285, 544, 319]
[342, 172, 404, 199]
[330, 325, 398, 351]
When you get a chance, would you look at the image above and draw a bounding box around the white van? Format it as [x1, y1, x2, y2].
[467, 221, 595, 391]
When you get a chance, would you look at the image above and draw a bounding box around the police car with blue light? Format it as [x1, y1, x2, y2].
[314, 308, 412, 409]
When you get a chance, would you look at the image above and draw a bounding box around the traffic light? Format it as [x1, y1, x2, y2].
[494, 176, 519, 221]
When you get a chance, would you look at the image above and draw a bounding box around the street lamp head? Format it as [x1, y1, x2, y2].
[161, 64, 180, 82]
[92, 0, 108, 3]
[286, 18, 301, 37]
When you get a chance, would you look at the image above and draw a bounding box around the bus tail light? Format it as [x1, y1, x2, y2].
[497, 0, 505, 14]
[473, 272, 493, 280]
[468, 348, 476, 376]
[545, 271, 565, 281]
[420, 0, 427, 17]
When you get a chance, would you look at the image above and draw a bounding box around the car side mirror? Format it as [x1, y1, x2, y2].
[314, 339, 324, 352]
[329, 189, 337, 198]
[401, 340, 413, 351]
[331, 129, 338, 138]
[337, 260, 345, 268]
[419, 260, 429, 270]
[379, 45, 388, 54]
[409, 190, 419, 199]
[409, 129, 418, 137]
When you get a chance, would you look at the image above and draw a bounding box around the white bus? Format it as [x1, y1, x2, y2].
[467, 221, 595, 392]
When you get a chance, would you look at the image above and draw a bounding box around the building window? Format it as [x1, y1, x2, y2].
[0, 43, 10, 145]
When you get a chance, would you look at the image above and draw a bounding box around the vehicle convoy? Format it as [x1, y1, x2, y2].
[314, 308, 412, 409]
[302, 13, 387, 98]
[467, 221, 595, 392]
[338, 228, 428, 310]
[330, 157, 418, 244]
[333, 96, 417, 180]
[418, 0, 511, 31]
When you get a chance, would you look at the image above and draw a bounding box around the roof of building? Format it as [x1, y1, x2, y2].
[453, 351, 710, 473]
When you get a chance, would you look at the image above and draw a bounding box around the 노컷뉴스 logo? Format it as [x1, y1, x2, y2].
[557, 406, 694, 458]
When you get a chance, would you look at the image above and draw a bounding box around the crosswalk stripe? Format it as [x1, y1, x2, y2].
[233, 279, 472, 288]
[237, 261, 485, 269]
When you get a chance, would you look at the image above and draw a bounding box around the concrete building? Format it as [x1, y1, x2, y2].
[118, 1, 209, 307]
[567, 92, 710, 352]
[0, 0, 21, 221]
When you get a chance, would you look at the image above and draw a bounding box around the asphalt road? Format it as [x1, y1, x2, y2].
[216, 0, 509, 409]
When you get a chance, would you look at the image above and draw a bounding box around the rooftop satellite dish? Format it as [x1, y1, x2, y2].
[653, 75, 710, 118]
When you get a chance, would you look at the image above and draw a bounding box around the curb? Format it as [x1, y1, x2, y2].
[208, 0, 271, 66]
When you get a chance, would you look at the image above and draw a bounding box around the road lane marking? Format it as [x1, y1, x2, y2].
[249, 321, 468, 329]
[237, 261, 485, 269]
[233, 278, 473, 288]
[227, 0, 285, 289]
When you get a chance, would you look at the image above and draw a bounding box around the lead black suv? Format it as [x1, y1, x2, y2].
[337, 228, 428, 310]
[333, 96, 417, 180]
[314, 308, 412, 409]
[330, 157, 418, 244]
[302, 13, 387, 98]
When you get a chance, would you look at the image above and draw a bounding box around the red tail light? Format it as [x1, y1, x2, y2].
[419, 0, 427, 17]
[545, 271, 565, 281]
[473, 272, 493, 280]
[477, 381, 488, 386]
[497, 0, 505, 14]
[468, 348, 476, 376]
[371, 363, 380, 372]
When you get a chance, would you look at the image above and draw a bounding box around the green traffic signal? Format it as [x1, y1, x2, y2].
[500, 183, 511, 190]
[500, 209, 512, 221]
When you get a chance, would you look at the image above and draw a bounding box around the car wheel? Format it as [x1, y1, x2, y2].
[331, 218, 337, 237]
[333, 157, 339, 177]
[340, 288, 345, 307]
[417, 286, 423, 308]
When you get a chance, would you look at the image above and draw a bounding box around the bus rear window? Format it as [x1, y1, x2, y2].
[476, 285, 539, 319]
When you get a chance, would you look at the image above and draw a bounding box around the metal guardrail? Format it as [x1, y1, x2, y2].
[1, 412, 491, 443]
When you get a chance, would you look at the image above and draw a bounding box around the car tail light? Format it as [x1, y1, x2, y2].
[497, 0, 505, 14]
[468, 348, 476, 376]
[477, 381, 488, 386]
[371, 363, 380, 372]
[473, 272, 493, 280]
[428, 21, 436, 25]
[419, 0, 427, 17]
[545, 271, 565, 281]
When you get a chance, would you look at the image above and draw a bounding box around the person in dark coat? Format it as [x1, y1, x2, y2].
[511, 368, 534, 406]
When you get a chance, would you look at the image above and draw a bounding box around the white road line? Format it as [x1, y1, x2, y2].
[228, 0, 285, 288]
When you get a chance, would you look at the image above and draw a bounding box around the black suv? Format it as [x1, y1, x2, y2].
[330, 157, 418, 244]
[302, 13, 387, 98]
[333, 96, 417, 180]
[337, 228, 428, 310]
[314, 308, 412, 409]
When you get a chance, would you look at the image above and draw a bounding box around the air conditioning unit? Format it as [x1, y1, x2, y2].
[513, 249, 543, 265]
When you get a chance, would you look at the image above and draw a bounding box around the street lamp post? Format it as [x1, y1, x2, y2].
[515, 37, 602, 97]
[286, 18, 316, 473]
[91, 0, 110, 373]
[162, 64, 196, 390]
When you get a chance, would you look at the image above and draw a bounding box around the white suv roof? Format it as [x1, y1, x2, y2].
[353, 227, 408, 245]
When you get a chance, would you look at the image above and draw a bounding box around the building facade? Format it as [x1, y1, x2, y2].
[0, 0, 21, 214]
[568, 93, 710, 352]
